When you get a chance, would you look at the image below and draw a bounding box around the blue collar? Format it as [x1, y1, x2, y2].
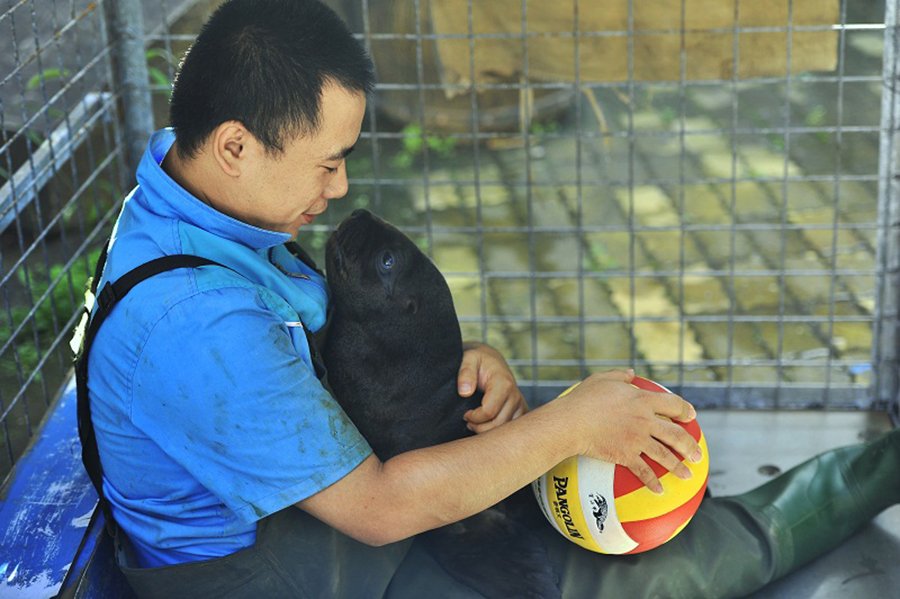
[134, 129, 292, 251]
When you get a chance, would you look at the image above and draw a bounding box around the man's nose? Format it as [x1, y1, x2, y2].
[325, 163, 349, 199]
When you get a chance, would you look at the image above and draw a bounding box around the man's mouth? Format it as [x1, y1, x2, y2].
[301, 203, 328, 225]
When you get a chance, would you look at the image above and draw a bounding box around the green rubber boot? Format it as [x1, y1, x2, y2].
[726, 426, 900, 580]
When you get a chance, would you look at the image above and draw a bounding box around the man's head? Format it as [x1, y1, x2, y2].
[169, 0, 374, 159]
[164, 0, 373, 236]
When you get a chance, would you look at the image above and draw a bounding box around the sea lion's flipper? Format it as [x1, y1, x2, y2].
[421, 506, 561, 599]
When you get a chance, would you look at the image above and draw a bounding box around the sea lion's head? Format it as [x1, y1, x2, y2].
[323, 209, 479, 458]
[325, 209, 458, 331]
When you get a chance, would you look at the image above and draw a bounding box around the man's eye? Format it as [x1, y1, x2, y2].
[324, 166, 338, 174]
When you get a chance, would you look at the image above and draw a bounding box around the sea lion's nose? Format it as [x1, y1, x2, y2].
[350, 208, 372, 220]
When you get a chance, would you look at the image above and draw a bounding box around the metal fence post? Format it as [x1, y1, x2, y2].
[875, 0, 900, 423]
[104, 0, 154, 176]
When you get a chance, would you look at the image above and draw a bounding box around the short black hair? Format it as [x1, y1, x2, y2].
[169, 0, 375, 158]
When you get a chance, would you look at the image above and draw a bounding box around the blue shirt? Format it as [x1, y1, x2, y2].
[88, 129, 371, 567]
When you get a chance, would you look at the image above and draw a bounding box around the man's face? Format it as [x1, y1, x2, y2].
[241, 82, 367, 236]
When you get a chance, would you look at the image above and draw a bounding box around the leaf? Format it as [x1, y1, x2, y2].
[26, 68, 70, 90]
[148, 67, 172, 93]
[145, 48, 178, 67]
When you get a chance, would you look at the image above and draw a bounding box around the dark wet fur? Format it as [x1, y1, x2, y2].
[324, 209, 560, 599]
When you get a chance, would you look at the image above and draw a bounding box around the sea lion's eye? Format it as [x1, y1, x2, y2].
[379, 250, 394, 271]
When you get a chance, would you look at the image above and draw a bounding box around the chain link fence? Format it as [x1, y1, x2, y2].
[1, 0, 127, 481]
[2, 0, 898, 481]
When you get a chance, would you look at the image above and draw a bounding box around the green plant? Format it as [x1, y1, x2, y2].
[805, 105, 827, 127]
[146, 48, 178, 97]
[2, 65, 126, 380]
[805, 105, 829, 143]
[1, 249, 102, 380]
[412, 234, 430, 254]
[24, 68, 70, 144]
[17, 66, 117, 215]
[744, 165, 763, 179]
[26, 68, 70, 91]
[529, 120, 561, 136]
[584, 242, 620, 271]
[658, 107, 678, 127]
[393, 124, 458, 169]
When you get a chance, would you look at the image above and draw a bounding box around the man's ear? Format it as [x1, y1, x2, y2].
[211, 121, 252, 177]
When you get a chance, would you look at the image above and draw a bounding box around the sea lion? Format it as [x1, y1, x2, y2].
[323, 209, 559, 598]
[323, 208, 479, 459]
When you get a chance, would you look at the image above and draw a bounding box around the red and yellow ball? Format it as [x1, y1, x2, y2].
[532, 376, 709, 554]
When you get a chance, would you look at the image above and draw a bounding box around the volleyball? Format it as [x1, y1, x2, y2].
[531, 376, 709, 554]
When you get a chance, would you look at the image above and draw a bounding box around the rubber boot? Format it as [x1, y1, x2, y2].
[725, 426, 900, 580]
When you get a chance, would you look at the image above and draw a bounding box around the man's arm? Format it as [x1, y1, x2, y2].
[297, 370, 701, 546]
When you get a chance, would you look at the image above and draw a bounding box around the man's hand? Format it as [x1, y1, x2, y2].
[558, 369, 701, 494]
[458, 342, 528, 433]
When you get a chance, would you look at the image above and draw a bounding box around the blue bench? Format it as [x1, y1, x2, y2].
[0, 380, 135, 599]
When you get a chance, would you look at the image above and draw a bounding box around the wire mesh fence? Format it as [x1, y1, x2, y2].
[1, 0, 898, 481]
[0, 0, 129, 480]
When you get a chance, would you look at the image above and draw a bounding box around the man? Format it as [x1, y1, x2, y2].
[84, 0, 900, 597]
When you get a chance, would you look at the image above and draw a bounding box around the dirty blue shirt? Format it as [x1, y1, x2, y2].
[88, 129, 371, 568]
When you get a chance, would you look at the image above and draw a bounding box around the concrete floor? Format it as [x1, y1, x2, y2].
[700, 410, 899, 599]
